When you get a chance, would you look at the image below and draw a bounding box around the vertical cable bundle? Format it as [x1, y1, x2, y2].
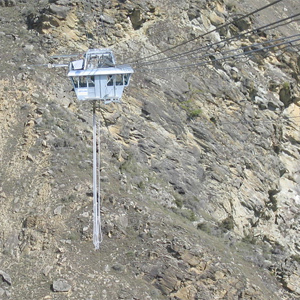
[92, 102, 103, 249]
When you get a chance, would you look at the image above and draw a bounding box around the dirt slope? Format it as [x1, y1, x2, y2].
[0, 0, 300, 299]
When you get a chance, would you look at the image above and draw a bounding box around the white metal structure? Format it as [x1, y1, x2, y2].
[92, 102, 102, 250]
[68, 49, 134, 103]
[67, 49, 133, 250]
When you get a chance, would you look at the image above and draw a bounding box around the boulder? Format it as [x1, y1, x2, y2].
[49, 4, 70, 19]
[52, 278, 71, 292]
[0, 270, 12, 285]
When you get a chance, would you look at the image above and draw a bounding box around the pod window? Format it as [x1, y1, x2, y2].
[79, 77, 87, 87]
[87, 76, 95, 87]
[107, 75, 113, 86]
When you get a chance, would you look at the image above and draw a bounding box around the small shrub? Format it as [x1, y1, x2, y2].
[220, 216, 234, 231]
[174, 197, 183, 208]
[188, 109, 202, 119]
[125, 251, 135, 257]
[197, 222, 211, 234]
[186, 210, 197, 222]
[137, 181, 145, 190]
[282, 82, 290, 89]
[68, 232, 79, 241]
[60, 194, 76, 203]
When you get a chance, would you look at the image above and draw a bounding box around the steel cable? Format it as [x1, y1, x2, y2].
[131, 13, 300, 68]
[136, 35, 300, 72]
[126, 0, 285, 64]
[97, 108, 103, 246]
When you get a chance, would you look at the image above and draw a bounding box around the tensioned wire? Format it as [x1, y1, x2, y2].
[130, 13, 300, 68]
[215, 114, 300, 127]
[125, 0, 285, 64]
[134, 35, 300, 72]
[135, 33, 300, 71]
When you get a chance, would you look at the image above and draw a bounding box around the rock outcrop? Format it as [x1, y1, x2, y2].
[0, 0, 299, 299]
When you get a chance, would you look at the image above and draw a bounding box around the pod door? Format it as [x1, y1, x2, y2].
[103, 74, 130, 100]
[87, 76, 96, 99]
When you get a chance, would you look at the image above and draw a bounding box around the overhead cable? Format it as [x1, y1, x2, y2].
[136, 34, 300, 72]
[219, 115, 300, 127]
[126, 0, 285, 64]
[136, 33, 300, 70]
[132, 13, 300, 68]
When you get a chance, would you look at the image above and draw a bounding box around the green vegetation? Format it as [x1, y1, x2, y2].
[189, 108, 203, 119]
[174, 83, 204, 120]
[174, 196, 183, 208]
[119, 154, 137, 174]
[137, 181, 145, 190]
[60, 194, 76, 203]
[282, 82, 290, 89]
[181, 209, 197, 222]
[197, 222, 211, 234]
[68, 232, 80, 241]
[220, 216, 234, 231]
[178, 99, 202, 120]
[125, 251, 135, 257]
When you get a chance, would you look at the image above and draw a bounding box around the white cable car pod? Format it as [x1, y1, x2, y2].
[67, 49, 134, 103]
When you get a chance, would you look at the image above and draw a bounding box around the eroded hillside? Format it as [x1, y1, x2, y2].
[0, 0, 300, 299]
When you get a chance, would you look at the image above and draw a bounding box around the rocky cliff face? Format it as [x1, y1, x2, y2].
[0, 0, 300, 299]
